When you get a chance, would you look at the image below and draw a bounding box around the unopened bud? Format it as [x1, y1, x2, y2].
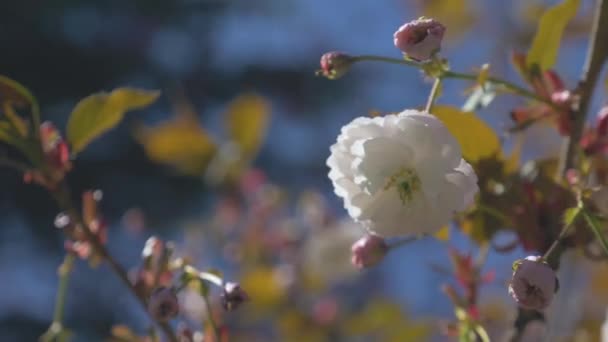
[148, 287, 179, 321]
[221, 282, 249, 311]
[393, 17, 445, 61]
[317, 52, 354, 80]
[508, 256, 558, 311]
[350, 234, 388, 269]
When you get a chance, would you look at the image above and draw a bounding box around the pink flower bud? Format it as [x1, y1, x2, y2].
[148, 287, 179, 321]
[350, 234, 388, 269]
[393, 17, 446, 61]
[221, 282, 249, 311]
[318, 52, 354, 80]
[508, 256, 558, 310]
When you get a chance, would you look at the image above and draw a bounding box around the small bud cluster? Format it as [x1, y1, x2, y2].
[132, 236, 174, 298]
[59, 190, 107, 261]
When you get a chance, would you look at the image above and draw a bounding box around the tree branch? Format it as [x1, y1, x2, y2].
[512, 0, 608, 340]
[557, 0, 608, 178]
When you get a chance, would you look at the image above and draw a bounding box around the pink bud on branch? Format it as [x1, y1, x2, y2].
[393, 17, 446, 61]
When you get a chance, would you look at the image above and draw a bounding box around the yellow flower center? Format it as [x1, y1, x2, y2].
[384, 167, 421, 205]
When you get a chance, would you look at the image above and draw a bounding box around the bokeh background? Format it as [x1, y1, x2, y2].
[0, 0, 607, 341]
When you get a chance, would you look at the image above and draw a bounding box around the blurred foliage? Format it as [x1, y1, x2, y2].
[136, 93, 270, 182]
[526, 0, 581, 70]
[67, 88, 160, 155]
[416, 0, 476, 38]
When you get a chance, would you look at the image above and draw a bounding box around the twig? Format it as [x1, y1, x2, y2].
[40, 254, 75, 342]
[350, 55, 557, 109]
[557, 0, 608, 178]
[51, 183, 178, 342]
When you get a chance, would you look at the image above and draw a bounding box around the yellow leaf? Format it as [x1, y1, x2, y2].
[226, 94, 270, 160]
[67, 88, 160, 154]
[432, 105, 500, 162]
[433, 225, 450, 241]
[135, 114, 216, 176]
[526, 0, 580, 70]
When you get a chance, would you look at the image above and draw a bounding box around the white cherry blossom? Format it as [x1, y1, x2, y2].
[327, 110, 478, 237]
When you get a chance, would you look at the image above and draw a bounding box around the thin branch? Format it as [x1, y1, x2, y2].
[557, 0, 608, 178]
[51, 184, 178, 342]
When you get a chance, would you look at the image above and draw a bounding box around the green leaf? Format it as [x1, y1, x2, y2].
[432, 105, 501, 162]
[526, 0, 580, 70]
[562, 206, 581, 226]
[67, 88, 160, 155]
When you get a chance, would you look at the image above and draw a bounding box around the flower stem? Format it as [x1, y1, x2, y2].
[542, 208, 581, 267]
[350, 55, 557, 108]
[52, 254, 74, 325]
[425, 78, 442, 112]
[202, 293, 221, 341]
[582, 210, 608, 256]
[40, 254, 75, 342]
[51, 183, 178, 342]
[441, 71, 558, 109]
[353, 55, 421, 68]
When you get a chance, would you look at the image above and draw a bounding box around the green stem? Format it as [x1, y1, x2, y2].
[353, 55, 421, 67]
[542, 208, 581, 267]
[425, 78, 442, 112]
[442, 71, 556, 109]
[582, 210, 608, 256]
[52, 254, 75, 325]
[203, 293, 221, 341]
[351, 55, 557, 109]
